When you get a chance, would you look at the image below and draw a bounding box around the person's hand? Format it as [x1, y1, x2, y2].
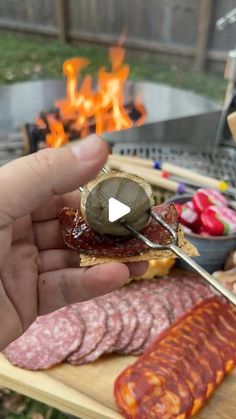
[0, 135, 147, 350]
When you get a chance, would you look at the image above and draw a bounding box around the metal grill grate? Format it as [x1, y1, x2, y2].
[0, 132, 24, 166]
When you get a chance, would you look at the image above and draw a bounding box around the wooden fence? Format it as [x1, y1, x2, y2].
[0, 0, 236, 71]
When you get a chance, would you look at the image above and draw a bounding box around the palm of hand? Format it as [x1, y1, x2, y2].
[0, 213, 38, 348]
[0, 192, 85, 347]
[0, 192, 147, 350]
[0, 141, 147, 351]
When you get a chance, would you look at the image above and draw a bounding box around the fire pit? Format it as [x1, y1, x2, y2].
[2, 45, 234, 191]
[0, 81, 219, 157]
[0, 45, 219, 156]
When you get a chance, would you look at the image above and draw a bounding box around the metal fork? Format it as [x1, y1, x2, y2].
[78, 167, 108, 193]
[78, 168, 236, 306]
[124, 209, 236, 306]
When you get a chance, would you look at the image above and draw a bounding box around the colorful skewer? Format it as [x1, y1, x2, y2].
[109, 154, 236, 197]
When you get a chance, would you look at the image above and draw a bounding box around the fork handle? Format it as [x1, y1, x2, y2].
[170, 243, 236, 306]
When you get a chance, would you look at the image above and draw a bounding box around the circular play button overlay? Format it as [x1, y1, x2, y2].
[80, 171, 154, 236]
[108, 197, 131, 223]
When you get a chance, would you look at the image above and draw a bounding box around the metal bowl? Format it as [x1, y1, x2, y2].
[166, 195, 236, 273]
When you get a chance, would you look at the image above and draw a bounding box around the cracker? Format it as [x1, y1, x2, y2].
[80, 227, 199, 267]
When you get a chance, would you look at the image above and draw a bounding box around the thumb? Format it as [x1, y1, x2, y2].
[0, 135, 108, 221]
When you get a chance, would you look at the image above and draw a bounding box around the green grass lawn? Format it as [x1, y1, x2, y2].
[0, 388, 69, 419]
[0, 32, 227, 103]
[0, 31, 228, 418]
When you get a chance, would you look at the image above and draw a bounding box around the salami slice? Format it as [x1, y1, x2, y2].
[194, 306, 235, 375]
[180, 276, 214, 302]
[129, 278, 192, 323]
[139, 316, 216, 401]
[119, 290, 152, 355]
[3, 306, 85, 370]
[137, 364, 193, 419]
[115, 358, 193, 419]
[151, 345, 207, 414]
[142, 294, 170, 349]
[120, 282, 166, 352]
[217, 308, 236, 361]
[78, 300, 122, 364]
[170, 323, 218, 398]
[207, 321, 235, 374]
[67, 300, 106, 364]
[115, 297, 233, 419]
[122, 280, 172, 352]
[172, 281, 195, 319]
[155, 278, 186, 320]
[131, 278, 181, 321]
[178, 278, 201, 305]
[162, 277, 196, 313]
[187, 305, 224, 386]
[104, 292, 138, 352]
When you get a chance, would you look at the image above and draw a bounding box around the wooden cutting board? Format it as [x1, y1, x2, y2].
[0, 352, 236, 418]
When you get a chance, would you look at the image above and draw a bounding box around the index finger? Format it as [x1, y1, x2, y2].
[0, 135, 108, 222]
[38, 262, 148, 314]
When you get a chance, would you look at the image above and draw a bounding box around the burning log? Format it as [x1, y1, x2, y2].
[23, 102, 145, 153]
[23, 124, 46, 154]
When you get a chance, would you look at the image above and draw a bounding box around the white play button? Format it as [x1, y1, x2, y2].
[108, 197, 131, 223]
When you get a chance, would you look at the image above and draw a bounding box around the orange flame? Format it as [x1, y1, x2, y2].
[36, 117, 47, 129]
[46, 115, 69, 148]
[36, 45, 146, 147]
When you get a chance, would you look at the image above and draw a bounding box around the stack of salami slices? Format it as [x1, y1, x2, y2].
[3, 275, 214, 370]
[115, 296, 236, 419]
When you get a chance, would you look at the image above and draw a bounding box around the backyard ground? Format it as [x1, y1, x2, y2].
[0, 32, 227, 103]
[0, 32, 228, 418]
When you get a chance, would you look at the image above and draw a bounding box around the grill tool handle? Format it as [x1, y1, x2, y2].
[227, 112, 236, 142]
[216, 8, 236, 31]
[170, 243, 236, 306]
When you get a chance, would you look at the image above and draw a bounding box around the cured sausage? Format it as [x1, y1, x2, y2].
[99, 292, 138, 352]
[114, 297, 236, 419]
[78, 300, 122, 363]
[3, 306, 85, 370]
[67, 300, 106, 364]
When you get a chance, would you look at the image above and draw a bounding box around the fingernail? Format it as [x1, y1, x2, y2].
[70, 135, 104, 160]
[126, 261, 149, 278]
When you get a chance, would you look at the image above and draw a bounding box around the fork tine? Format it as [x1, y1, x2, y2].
[123, 210, 178, 250]
[123, 208, 178, 250]
[78, 167, 107, 193]
[101, 167, 108, 173]
[123, 221, 170, 250]
[149, 209, 178, 245]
